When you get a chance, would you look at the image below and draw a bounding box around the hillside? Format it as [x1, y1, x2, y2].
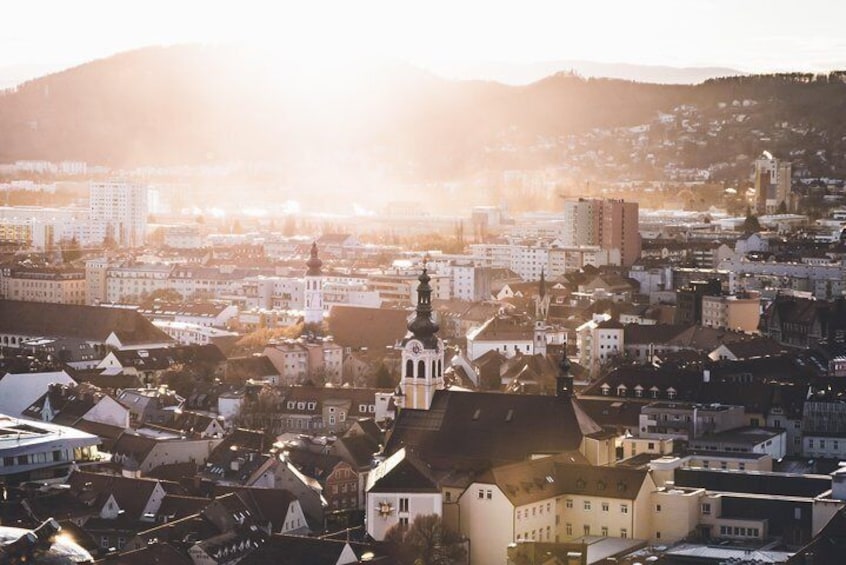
[2, 45, 846, 180]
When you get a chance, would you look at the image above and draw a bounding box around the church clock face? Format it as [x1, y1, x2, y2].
[411, 342, 422, 354]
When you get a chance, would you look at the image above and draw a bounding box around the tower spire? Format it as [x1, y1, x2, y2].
[306, 242, 323, 276]
[407, 257, 439, 346]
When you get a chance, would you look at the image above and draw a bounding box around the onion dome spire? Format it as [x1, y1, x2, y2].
[306, 242, 323, 276]
[407, 257, 439, 345]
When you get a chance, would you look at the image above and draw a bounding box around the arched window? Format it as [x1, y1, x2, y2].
[437, 359, 442, 377]
[417, 360, 425, 379]
[431, 360, 437, 379]
[405, 359, 413, 378]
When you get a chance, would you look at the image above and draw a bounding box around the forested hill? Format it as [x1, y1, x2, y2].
[2, 45, 846, 179]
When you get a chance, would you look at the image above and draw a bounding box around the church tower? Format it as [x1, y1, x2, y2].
[398, 261, 445, 410]
[534, 269, 550, 356]
[304, 242, 324, 325]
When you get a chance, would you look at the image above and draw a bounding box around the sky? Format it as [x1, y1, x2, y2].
[5, 0, 846, 77]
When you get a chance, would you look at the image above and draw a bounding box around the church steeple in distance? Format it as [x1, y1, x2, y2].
[306, 242, 323, 277]
[407, 257, 439, 347]
[304, 242, 324, 326]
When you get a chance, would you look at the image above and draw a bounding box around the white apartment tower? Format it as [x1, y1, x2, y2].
[89, 181, 148, 247]
[304, 242, 324, 325]
[398, 263, 445, 411]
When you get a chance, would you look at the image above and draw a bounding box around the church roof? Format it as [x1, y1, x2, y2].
[385, 389, 602, 472]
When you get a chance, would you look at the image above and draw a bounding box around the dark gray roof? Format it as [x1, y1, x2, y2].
[385, 389, 602, 472]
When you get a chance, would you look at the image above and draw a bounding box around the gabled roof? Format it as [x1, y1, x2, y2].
[225, 356, 280, 383]
[239, 534, 369, 565]
[0, 300, 173, 346]
[334, 433, 381, 469]
[477, 456, 645, 507]
[367, 448, 440, 493]
[68, 470, 183, 520]
[212, 486, 299, 533]
[97, 543, 193, 565]
[22, 382, 103, 425]
[385, 389, 602, 472]
[328, 305, 409, 350]
[111, 432, 160, 467]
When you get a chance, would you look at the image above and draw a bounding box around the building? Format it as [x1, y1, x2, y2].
[562, 199, 641, 267]
[459, 455, 656, 564]
[754, 151, 793, 214]
[304, 242, 324, 325]
[397, 263, 445, 411]
[89, 181, 148, 247]
[701, 292, 761, 333]
[365, 447, 442, 541]
[0, 414, 101, 485]
[0, 267, 86, 305]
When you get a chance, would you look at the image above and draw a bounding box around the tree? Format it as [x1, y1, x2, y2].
[374, 363, 395, 389]
[384, 514, 467, 565]
[743, 209, 762, 233]
[60, 236, 81, 263]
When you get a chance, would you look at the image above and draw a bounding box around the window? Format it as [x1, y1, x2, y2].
[656, 504, 662, 512]
[399, 517, 409, 529]
[566, 523, 572, 536]
[601, 502, 609, 512]
[583, 501, 591, 511]
[100, 536, 110, 549]
[620, 504, 628, 514]
[478, 489, 484, 499]
[566, 499, 573, 509]
[486, 490, 492, 500]
[739, 463, 745, 471]
[702, 503, 711, 515]
[620, 528, 628, 539]
[583, 525, 590, 536]
[601, 526, 608, 536]
[399, 498, 409, 512]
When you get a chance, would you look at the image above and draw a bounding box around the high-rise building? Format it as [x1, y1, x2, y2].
[562, 198, 641, 267]
[754, 151, 792, 215]
[88, 181, 148, 247]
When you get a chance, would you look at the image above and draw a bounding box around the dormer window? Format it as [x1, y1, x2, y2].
[667, 388, 677, 400]
[616, 385, 627, 397]
[600, 384, 610, 396]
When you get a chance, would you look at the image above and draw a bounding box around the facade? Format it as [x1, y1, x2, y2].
[562, 198, 641, 267]
[89, 181, 148, 247]
[459, 457, 655, 565]
[754, 151, 793, 214]
[366, 448, 442, 541]
[0, 415, 101, 484]
[638, 403, 746, 441]
[0, 267, 86, 305]
[701, 292, 761, 333]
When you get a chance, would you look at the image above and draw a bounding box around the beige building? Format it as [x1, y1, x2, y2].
[701, 292, 760, 333]
[459, 456, 656, 565]
[1, 267, 86, 304]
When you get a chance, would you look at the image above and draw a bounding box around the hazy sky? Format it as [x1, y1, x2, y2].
[5, 0, 846, 74]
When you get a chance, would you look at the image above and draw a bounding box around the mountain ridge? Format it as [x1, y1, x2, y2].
[2, 45, 846, 180]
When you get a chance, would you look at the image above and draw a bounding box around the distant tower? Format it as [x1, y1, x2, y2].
[535, 269, 550, 321]
[534, 269, 550, 357]
[399, 260, 445, 410]
[304, 242, 324, 325]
